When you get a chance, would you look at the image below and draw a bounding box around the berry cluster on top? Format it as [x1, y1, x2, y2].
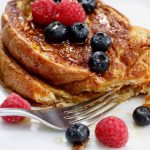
[31, 0, 95, 44]
[32, 0, 95, 26]
[31, 0, 112, 74]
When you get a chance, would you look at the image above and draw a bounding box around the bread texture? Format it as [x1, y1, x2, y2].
[0, 37, 94, 106]
[0, 36, 150, 106]
[0, 0, 150, 106]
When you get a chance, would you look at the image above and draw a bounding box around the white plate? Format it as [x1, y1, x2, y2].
[0, 0, 150, 150]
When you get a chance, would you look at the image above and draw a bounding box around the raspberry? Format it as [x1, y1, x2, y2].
[95, 116, 129, 148]
[56, 1, 86, 26]
[0, 93, 31, 123]
[31, 0, 58, 26]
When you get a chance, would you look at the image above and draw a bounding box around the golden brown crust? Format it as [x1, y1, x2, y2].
[1, 37, 150, 106]
[1, 0, 131, 86]
[63, 32, 150, 94]
[0, 37, 93, 106]
[2, 0, 91, 85]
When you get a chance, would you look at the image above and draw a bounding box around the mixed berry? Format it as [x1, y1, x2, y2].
[53, 0, 61, 4]
[31, 0, 86, 27]
[0, 93, 31, 123]
[65, 123, 90, 143]
[64, 105, 150, 148]
[31, 0, 112, 74]
[69, 23, 89, 44]
[78, 0, 97, 13]
[65, 116, 129, 148]
[56, 0, 86, 26]
[95, 116, 129, 148]
[91, 32, 112, 53]
[133, 106, 150, 126]
[31, 0, 57, 26]
[45, 21, 68, 43]
[89, 51, 110, 73]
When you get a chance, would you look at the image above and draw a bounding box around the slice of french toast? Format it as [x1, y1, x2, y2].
[0, 36, 93, 106]
[62, 26, 150, 95]
[1, 0, 150, 103]
[1, 0, 131, 86]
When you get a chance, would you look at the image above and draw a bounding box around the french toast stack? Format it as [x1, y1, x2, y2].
[0, 0, 150, 106]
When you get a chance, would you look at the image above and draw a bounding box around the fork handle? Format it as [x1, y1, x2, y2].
[0, 108, 33, 118]
[0, 108, 65, 130]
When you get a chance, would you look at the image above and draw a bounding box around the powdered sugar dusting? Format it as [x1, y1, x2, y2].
[98, 13, 110, 29]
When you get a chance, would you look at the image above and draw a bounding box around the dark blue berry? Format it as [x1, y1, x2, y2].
[91, 32, 112, 52]
[69, 23, 89, 44]
[65, 124, 90, 143]
[78, 0, 96, 13]
[45, 21, 68, 43]
[133, 106, 150, 126]
[53, 0, 61, 4]
[89, 51, 110, 73]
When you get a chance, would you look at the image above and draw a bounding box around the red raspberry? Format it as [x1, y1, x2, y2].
[95, 116, 129, 148]
[31, 0, 58, 26]
[0, 93, 31, 123]
[56, 1, 86, 26]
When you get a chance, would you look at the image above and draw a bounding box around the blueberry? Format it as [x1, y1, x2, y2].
[133, 106, 150, 126]
[78, 0, 96, 13]
[91, 32, 112, 52]
[89, 51, 110, 73]
[45, 21, 68, 43]
[65, 124, 90, 143]
[69, 23, 89, 44]
[53, 0, 61, 4]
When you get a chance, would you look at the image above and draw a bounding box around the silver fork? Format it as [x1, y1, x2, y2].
[0, 92, 119, 130]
